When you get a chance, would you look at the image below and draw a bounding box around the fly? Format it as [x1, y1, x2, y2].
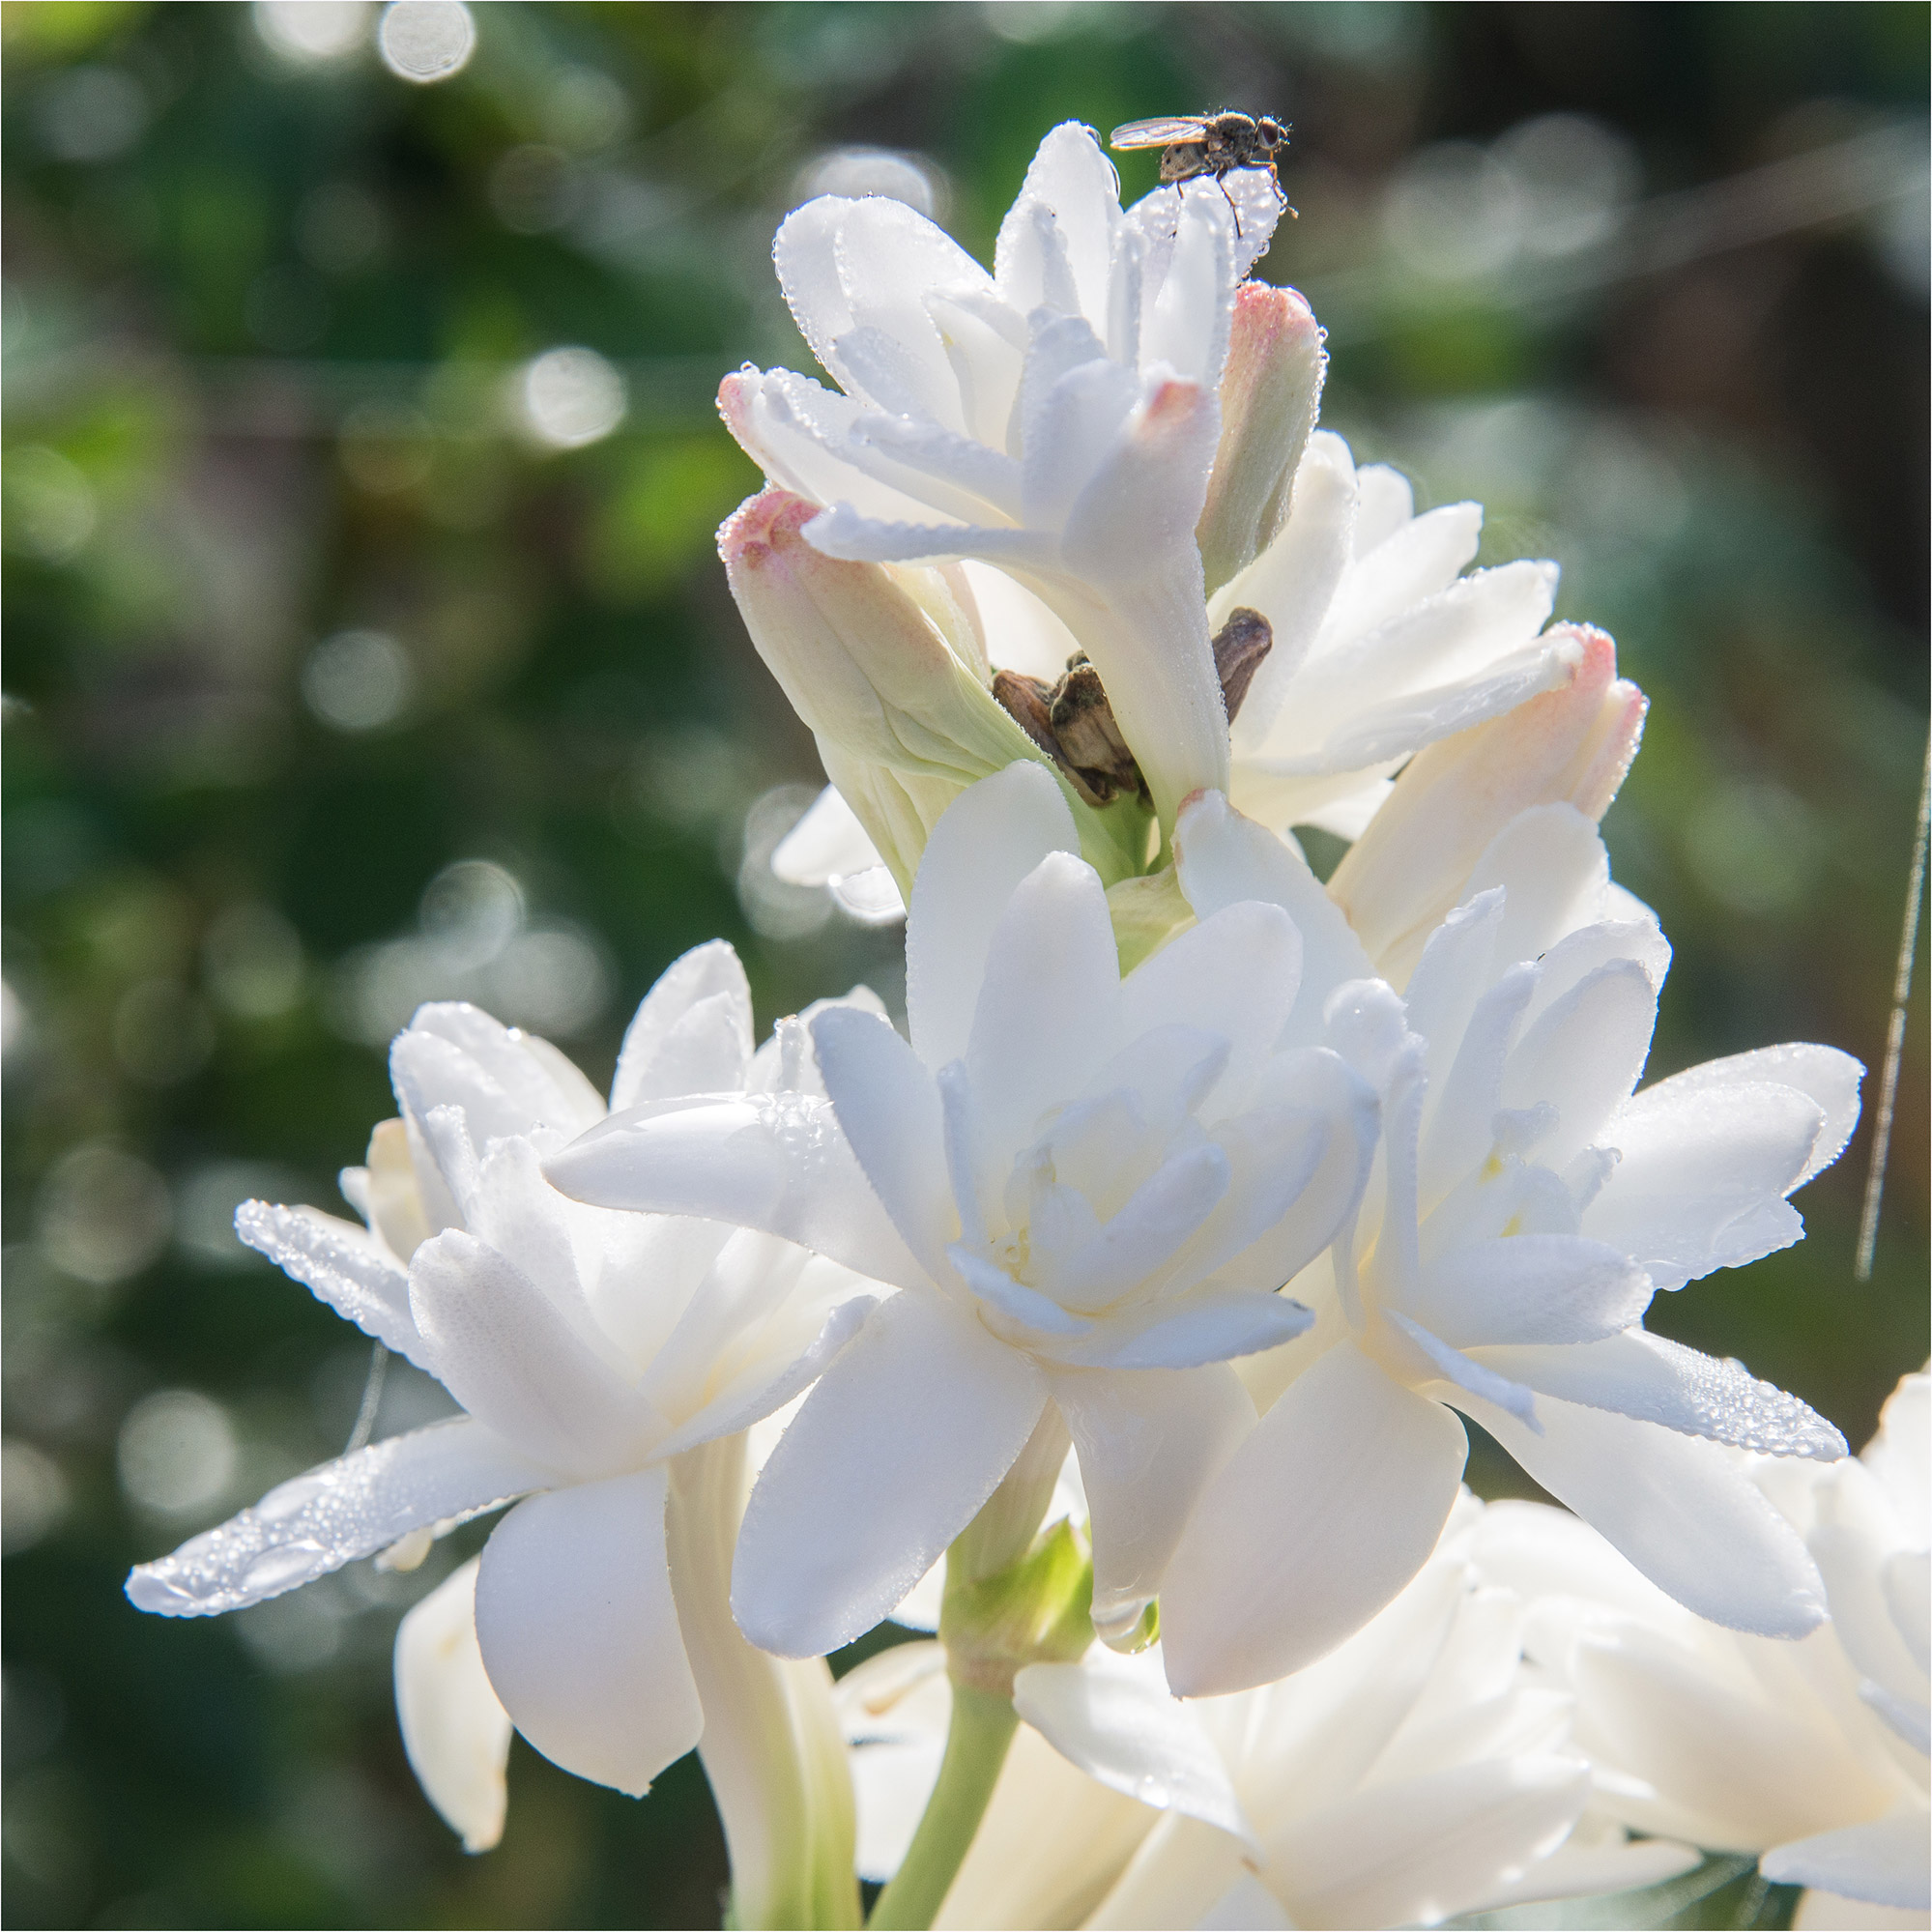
[1109, 111, 1292, 235]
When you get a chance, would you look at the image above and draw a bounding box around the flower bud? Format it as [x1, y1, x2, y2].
[1329, 624, 1647, 983]
[722, 486, 1148, 894]
[1195, 284, 1326, 598]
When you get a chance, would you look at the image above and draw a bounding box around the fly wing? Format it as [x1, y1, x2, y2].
[1110, 117, 1208, 150]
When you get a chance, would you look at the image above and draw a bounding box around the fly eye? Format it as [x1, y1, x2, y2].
[1260, 118, 1285, 144]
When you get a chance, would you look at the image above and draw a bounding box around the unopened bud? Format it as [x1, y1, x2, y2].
[721, 488, 1057, 893]
[1329, 625, 1647, 983]
[1196, 284, 1326, 596]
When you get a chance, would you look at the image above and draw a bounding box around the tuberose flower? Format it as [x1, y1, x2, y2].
[721, 122, 1286, 828]
[842, 1492, 1698, 1929]
[1218, 430, 1577, 844]
[1154, 773, 1860, 1695]
[548, 761, 1379, 1655]
[126, 948, 878, 1920]
[1470, 1370, 1928, 1927]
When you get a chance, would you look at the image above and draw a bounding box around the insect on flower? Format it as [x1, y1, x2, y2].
[1110, 110, 1293, 233]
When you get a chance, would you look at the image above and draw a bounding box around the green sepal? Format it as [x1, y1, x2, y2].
[939, 1516, 1095, 1698]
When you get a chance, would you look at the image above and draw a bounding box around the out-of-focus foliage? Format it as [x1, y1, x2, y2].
[2, 5, 1924, 1927]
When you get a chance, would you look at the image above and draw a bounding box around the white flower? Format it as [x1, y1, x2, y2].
[1155, 781, 1860, 1695]
[1218, 430, 1577, 843]
[548, 761, 1379, 1655]
[127, 946, 879, 1819]
[841, 1492, 1698, 1929]
[722, 122, 1285, 827]
[1472, 1370, 1928, 1923]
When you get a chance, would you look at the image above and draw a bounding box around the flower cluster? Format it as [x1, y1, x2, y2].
[129, 123, 1925, 1931]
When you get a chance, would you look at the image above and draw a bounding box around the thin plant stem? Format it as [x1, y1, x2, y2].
[865, 1681, 1019, 1932]
[1856, 722, 1931, 1280]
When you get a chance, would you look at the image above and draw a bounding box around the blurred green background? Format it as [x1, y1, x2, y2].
[3, 4, 1925, 1927]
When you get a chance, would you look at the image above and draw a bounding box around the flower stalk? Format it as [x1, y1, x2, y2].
[668, 1435, 862, 1931]
[867, 1427, 1095, 1930]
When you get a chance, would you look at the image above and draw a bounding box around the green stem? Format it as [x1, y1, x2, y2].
[865, 1681, 1019, 1932]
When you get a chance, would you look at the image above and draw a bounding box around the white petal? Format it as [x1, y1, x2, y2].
[1321, 501, 1482, 642]
[1501, 958, 1658, 1165]
[1023, 354, 1140, 531]
[545, 1092, 926, 1293]
[1475, 1831, 1702, 1913]
[1866, 1371, 1931, 1543]
[1267, 1757, 1588, 1932]
[1083, 1809, 1252, 1932]
[1172, 1065, 1377, 1297]
[813, 1006, 955, 1281]
[1766, 1812, 1932, 1911]
[647, 1288, 879, 1464]
[235, 1200, 434, 1372]
[1350, 462, 1415, 552]
[1053, 384, 1230, 819]
[126, 1420, 550, 1616]
[392, 1002, 604, 1143]
[772, 787, 886, 886]
[1571, 1625, 1901, 1850]
[1393, 1311, 1542, 1429]
[1014, 1651, 1254, 1844]
[775, 195, 992, 426]
[1053, 1284, 1312, 1372]
[966, 851, 1122, 1169]
[474, 1465, 703, 1797]
[611, 939, 752, 1110]
[906, 762, 1080, 1072]
[1299, 637, 1574, 778]
[1172, 790, 1375, 1046]
[1291, 562, 1558, 757]
[952, 1241, 1094, 1338]
[957, 559, 1081, 680]
[1656, 1045, 1864, 1189]
[1051, 1362, 1254, 1639]
[1586, 1077, 1828, 1291]
[1142, 190, 1234, 385]
[801, 499, 1054, 572]
[1479, 1331, 1846, 1458]
[1198, 1873, 1293, 1931]
[1884, 1546, 1930, 1679]
[409, 1230, 658, 1478]
[732, 1289, 1047, 1657]
[393, 1557, 511, 1853]
[1004, 123, 1122, 323]
[1810, 1465, 1930, 1702]
[1463, 804, 1623, 968]
[1118, 899, 1302, 1095]
[1049, 1142, 1230, 1313]
[1219, 431, 1356, 744]
[830, 866, 908, 924]
[1408, 1236, 1654, 1348]
[1160, 1343, 1469, 1695]
[1456, 1389, 1829, 1636]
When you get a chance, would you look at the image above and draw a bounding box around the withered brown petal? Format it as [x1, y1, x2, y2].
[1211, 606, 1274, 725]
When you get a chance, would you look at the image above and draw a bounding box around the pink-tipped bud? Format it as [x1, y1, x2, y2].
[1330, 625, 1648, 978]
[719, 486, 1055, 891]
[1196, 285, 1326, 597]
